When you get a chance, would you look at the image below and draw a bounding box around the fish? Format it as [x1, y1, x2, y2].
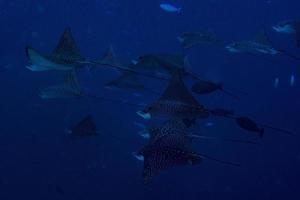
[26, 27, 86, 71]
[67, 115, 98, 137]
[191, 80, 239, 99]
[273, 20, 300, 47]
[235, 117, 265, 138]
[40, 71, 84, 99]
[137, 73, 209, 120]
[160, 3, 182, 13]
[235, 116, 294, 137]
[178, 31, 223, 49]
[290, 74, 295, 87]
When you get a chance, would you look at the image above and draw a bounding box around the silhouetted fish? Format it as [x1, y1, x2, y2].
[236, 117, 264, 138]
[26, 27, 86, 71]
[40, 71, 84, 99]
[191, 80, 239, 99]
[68, 115, 98, 137]
[178, 31, 222, 49]
[137, 73, 209, 120]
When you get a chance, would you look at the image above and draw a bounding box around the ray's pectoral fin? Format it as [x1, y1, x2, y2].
[25, 46, 72, 71]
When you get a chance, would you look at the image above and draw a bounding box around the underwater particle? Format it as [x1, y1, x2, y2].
[290, 74, 295, 87]
[273, 77, 279, 88]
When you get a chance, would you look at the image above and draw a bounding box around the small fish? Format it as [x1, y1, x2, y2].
[160, 3, 182, 13]
[290, 74, 295, 87]
[235, 117, 264, 138]
[273, 77, 279, 88]
[191, 80, 239, 99]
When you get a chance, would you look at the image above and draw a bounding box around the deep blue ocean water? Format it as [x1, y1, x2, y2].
[1, 0, 300, 199]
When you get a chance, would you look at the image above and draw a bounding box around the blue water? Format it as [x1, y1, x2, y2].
[1, 0, 300, 199]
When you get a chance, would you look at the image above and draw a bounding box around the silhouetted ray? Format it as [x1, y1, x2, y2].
[106, 72, 145, 93]
[51, 27, 85, 63]
[69, 115, 98, 137]
[26, 28, 86, 71]
[138, 145, 201, 184]
[40, 71, 84, 99]
[159, 73, 202, 106]
[138, 73, 209, 120]
[98, 45, 121, 67]
[191, 80, 240, 100]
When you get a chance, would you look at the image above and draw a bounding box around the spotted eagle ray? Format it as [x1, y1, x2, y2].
[39, 70, 84, 99]
[226, 30, 300, 61]
[137, 73, 209, 120]
[26, 27, 86, 71]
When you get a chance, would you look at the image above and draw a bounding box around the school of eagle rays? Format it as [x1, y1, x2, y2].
[25, 27, 294, 184]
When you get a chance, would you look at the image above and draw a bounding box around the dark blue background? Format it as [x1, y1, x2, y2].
[0, 0, 299, 199]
